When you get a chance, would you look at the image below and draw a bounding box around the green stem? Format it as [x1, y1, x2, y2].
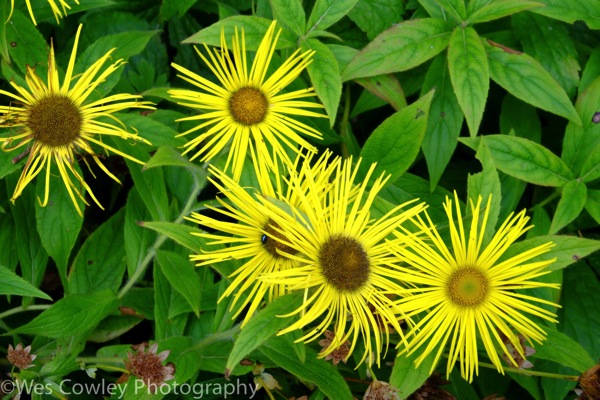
[76, 357, 124, 364]
[0, 304, 51, 320]
[530, 191, 560, 212]
[118, 174, 203, 299]
[367, 363, 378, 382]
[478, 362, 579, 381]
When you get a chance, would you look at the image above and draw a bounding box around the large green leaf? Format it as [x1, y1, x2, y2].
[347, 0, 404, 40]
[307, 0, 359, 32]
[225, 292, 302, 375]
[124, 188, 156, 277]
[467, 0, 543, 24]
[270, 0, 305, 36]
[447, 26, 488, 137]
[300, 38, 342, 127]
[156, 250, 200, 317]
[549, 180, 587, 234]
[0, 9, 46, 74]
[36, 174, 83, 285]
[535, 326, 595, 373]
[12, 290, 118, 338]
[531, 0, 600, 29]
[183, 16, 296, 49]
[260, 335, 352, 400]
[342, 18, 453, 81]
[391, 350, 437, 399]
[141, 221, 206, 253]
[358, 90, 434, 183]
[513, 13, 580, 99]
[499, 235, 600, 271]
[485, 40, 581, 126]
[69, 209, 126, 294]
[478, 135, 573, 187]
[0, 265, 51, 300]
[585, 190, 600, 225]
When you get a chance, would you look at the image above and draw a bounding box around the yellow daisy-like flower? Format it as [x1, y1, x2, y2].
[186, 150, 338, 326]
[169, 20, 325, 181]
[392, 193, 560, 382]
[0, 24, 153, 216]
[8, 0, 78, 25]
[261, 158, 425, 366]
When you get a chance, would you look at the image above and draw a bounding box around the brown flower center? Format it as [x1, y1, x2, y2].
[229, 87, 268, 125]
[28, 95, 82, 147]
[262, 219, 297, 258]
[320, 235, 370, 292]
[446, 267, 489, 307]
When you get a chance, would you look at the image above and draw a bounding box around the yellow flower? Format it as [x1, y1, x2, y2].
[393, 193, 560, 382]
[169, 20, 325, 181]
[260, 158, 425, 366]
[0, 25, 153, 216]
[8, 0, 78, 25]
[186, 151, 338, 326]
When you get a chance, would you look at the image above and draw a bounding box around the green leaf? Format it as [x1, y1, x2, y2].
[300, 38, 342, 127]
[534, 326, 595, 373]
[347, 0, 404, 40]
[88, 315, 142, 343]
[500, 95, 541, 143]
[13, 290, 118, 338]
[1, 9, 47, 74]
[270, 0, 305, 36]
[307, 0, 359, 32]
[549, 180, 587, 234]
[225, 292, 302, 375]
[358, 90, 434, 183]
[0, 265, 51, 300]
[513, 13, 580, 98]
[260, 335, 352, 400]
[154, 265, 187, 339]
[124, 188, 156, 277]
[435, 0, 467, 22]
[183, 16, 296, 50]
[499, 235, 600, 271]
[35, 174, 83, 286]
[467, 0, 543, 24]
[390, 350, 437, 399]
[156, 250, 200, 317]
[530, 0, 600, 29]
[447, 26, 489, 137]
[342, 18, 453, 81]
[160, 0, 197, 20]
[141, 221, 205, 253]
[355, 74, 407, 111]
[561, 77, 600, 178]
[144, 146, 208, 176]
[478, 135, 573, 187]
[585, 190, 600, 225]
[116, 112, 185, 148]
[421, 54, 463, 190]
[485, 40, 581, 126]
[580, 48, 600, 94]
[69, 209, 126, 294]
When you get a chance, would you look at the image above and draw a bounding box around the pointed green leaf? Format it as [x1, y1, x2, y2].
[183, 16, 296, 50]
[348, 0, 404, 40]
[467, 0, 543, 24]
[391, 350, 437, 399]
[531, 0, 600, 29]
[499, 235, 600, 271]
[535, 326, 595, 373]
[307, 0, 359, 33]
[270, 0, 305, 36]
[500, 95, 541, 142]
[156, 250, 200, 317]
[225, 292, 302, 374]
[141, 221, 206, 253]
[0, 266, 51, 300]
[260, 335, 352, 400]
[421, 54, 463, 190]
[342, 18, 453, 81]
[549, 180, 586, 234]
[301, 38, 342, 126]
[485, 40, 581, 126]
[355, 74, 407, 111]
[585, 190, 600, 225]
[12, 290, 118, 338]
[359, 90, 434, 183]
[448, 26, 488, 136]
[124, 188, 156, 277]
[36, 174, 83, 285]
[436, 0, 467, 22]
[69, 209, 126, 294]
[479, 135, 573, 187]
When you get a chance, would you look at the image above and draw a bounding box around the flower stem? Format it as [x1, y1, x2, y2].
[478, 362, 579, 381]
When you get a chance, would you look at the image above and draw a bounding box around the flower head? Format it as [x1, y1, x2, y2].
[169, 20, 325, 181]
[0, 25, 152, 216]
[187, 151, 338, 326]
[8, 0, 79, 25]
[393, 193, 560, 382]
[7, 343, 36, 369]
[260, 158, 425, 366]
[318, 330, 350, 366]
[125, 343, 175, 394]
